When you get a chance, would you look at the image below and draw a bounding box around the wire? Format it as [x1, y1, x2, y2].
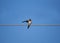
[0, 24, 60, 26]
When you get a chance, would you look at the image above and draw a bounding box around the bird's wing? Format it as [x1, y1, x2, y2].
[22, 20, 28, 23]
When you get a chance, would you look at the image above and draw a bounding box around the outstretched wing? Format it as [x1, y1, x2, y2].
[22, 20, 28, 23]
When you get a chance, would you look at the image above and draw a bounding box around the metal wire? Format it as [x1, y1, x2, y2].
[0, 24, 60, 26]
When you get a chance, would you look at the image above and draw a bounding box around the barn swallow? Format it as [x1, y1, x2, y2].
[22, 19, 32, 29]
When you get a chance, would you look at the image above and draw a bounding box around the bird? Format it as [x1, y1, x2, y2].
[22, 19, 32, 29]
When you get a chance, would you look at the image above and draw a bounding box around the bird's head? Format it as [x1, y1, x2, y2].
[29, 19, 31, 21]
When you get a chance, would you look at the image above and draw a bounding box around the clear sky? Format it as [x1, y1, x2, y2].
[0, 0, 60, 43]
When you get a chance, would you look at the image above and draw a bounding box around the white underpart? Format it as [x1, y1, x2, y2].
[29, 21, 31, 23]
[28, 21, 32, 25]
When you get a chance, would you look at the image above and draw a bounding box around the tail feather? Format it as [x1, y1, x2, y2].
[27, 25, 30, 29]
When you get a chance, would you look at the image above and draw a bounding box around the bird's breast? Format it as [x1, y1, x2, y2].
[28, 21, 32, 24]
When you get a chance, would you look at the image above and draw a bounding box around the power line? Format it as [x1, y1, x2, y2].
[0, 24, 60, 26]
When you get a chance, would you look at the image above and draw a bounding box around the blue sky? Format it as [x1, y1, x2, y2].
[0, 0, 60, 43]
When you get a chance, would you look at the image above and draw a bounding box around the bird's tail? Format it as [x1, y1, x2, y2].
[27, 25, 30, 29]
[27, 26, 29, 29]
